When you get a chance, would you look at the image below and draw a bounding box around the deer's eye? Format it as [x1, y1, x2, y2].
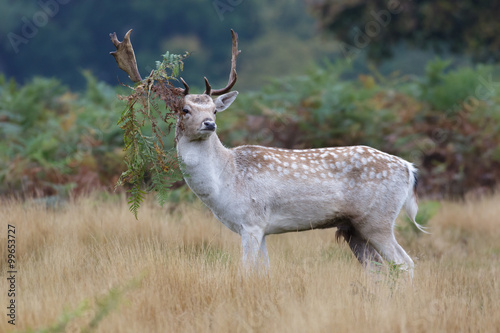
[182, 108, 190, 114]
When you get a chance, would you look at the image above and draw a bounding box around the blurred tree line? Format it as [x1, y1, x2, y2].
[308, 0, 500, 63]
[0, 0, 335, 90]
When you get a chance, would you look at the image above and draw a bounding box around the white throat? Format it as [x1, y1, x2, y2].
[176, 134, 233, 202]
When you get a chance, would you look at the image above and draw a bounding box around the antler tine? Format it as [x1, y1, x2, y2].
[180, 77, 190, 95]
[109, 29, 142, 83]
[205, 29, 240, 96]
[204, 77, 211, 96]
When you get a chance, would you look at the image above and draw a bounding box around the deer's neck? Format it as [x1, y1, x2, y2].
[176, 134, 234, 201]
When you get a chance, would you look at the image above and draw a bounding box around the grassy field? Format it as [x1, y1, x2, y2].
[1, 193, 499, 332]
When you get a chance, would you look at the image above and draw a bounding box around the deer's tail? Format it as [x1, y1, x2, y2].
[404, 163, 429, 234]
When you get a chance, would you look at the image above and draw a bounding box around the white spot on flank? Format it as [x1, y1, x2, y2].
[291, 162, 298, 169]
[277, 166, 283, 172]
[284, 162, 289, 167]
[303, 164, 309, 170]
[369, 171, 375, 179]
[294, 172, 301, 178]
[335, 162, 342, 168]
[301, 175, 308, 179]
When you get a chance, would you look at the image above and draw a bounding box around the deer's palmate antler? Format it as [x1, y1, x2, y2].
[109, 29, 142, 83]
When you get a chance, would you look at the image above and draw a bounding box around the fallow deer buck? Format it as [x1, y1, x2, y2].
[110, 29, 427, 276]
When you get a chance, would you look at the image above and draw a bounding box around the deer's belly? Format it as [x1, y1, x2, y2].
[265, 204, 352, 234]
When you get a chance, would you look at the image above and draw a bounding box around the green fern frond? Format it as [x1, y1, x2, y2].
[127, 184, 146, 219]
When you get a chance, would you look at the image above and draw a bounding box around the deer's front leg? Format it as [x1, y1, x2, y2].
[241, 228, 269, 273]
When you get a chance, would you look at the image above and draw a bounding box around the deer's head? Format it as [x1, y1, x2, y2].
[110, 29, 241, 142]
[178, 91, 238, 141]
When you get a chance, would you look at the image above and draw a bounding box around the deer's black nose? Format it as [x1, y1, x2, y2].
[203, 120, 216, 131]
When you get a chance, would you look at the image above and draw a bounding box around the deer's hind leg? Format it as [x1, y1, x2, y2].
[369, 236, 415, 277]
[355, 219, 415, 277]
[336, 226, 383, 269]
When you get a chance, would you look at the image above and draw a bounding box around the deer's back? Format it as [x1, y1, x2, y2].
[231, 145, 413, 234]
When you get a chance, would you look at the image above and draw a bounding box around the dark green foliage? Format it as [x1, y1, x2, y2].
[220, 60, 393, 149]
[0, 73, 124, 198]
[309, 0, 500, 63]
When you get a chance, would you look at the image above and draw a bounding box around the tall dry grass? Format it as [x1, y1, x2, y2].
[0, 193, 499, 332]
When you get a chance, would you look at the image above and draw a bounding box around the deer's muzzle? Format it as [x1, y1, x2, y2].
[202, 120, 216, 132]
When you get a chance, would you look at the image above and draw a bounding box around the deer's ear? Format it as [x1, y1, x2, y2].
[214, 91, 238, 112]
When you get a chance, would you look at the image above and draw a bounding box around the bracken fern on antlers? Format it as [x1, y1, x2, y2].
[110, 29, 188, 218]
